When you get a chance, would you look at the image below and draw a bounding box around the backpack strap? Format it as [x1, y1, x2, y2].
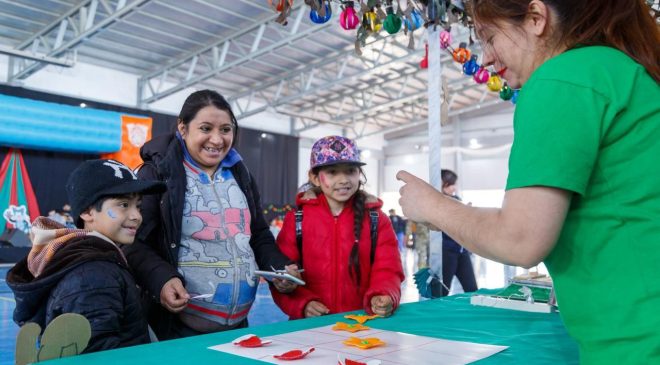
[296, 208, 379, 267]
[369, 209, 379, 265]
[295, 208, 303, 267]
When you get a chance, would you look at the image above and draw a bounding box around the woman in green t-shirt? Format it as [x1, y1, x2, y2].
[397, 1, 660, 363]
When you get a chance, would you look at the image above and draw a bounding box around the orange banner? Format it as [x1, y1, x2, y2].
[101, 115, 152, 169]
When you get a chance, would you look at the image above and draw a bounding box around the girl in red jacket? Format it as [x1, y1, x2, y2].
[271, 135, 404, 319]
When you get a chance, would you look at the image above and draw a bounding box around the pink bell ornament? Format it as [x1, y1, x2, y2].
[340, 1, 360, 30]
[440, 30, 452, 49]
[473, 67, 490, 84]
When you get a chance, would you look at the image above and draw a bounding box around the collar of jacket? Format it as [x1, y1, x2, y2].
[174, 131, 242, 174]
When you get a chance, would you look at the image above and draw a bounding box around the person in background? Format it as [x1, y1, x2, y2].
[7, 159, 165, 353]
[271, 136, 404, 319]
[123, 90, 300, 340]
[439, 169, 477, 296]
[406, 219, 429, 270]
[397, 1, 660, 363]
[388, 209, 407, 253]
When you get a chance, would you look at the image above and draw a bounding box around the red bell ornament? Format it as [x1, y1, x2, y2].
[420, 44, 429, 69]
[452, 42, 471, 64]
[340, 1, 360, 30]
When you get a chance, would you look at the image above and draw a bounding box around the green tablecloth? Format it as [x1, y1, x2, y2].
[45, 291, 578, 364]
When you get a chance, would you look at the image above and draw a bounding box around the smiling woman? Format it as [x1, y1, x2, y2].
[123, 90, 300, 341]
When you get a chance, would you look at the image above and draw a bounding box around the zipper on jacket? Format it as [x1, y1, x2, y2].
[211, 176, 241, 324]
[333, 215, 339, 312]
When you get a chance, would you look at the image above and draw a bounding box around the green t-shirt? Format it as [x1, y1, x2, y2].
[506, 46, 660, 364]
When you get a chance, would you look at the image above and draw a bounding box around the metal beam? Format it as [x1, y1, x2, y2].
[137, 3, 335, 105]
[230, 39, 426, 121]
[8, 0, 151, 82]
[0, 45, 74, 67]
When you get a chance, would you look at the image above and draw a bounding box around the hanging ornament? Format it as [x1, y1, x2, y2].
[427, 0, 438, 23]
[268, 0, 294, 25]
[363, 8, 382, 33]
[473, 67, 489, 84]
[383, 1, 402, 35]
[439, 29, 452, 49]
[310, 0, 331, 24]
[499, 83, 514, 100]
[268, 0, 292, 12]
[452, 42, 471, 63]
[462, 55, 479, 76]
[404, 8, 423, 31]
[419, 43, 429, 69]
[487, 74, 503, 92]
[511, 89, 520, 104]
[339, 1, 360, 30]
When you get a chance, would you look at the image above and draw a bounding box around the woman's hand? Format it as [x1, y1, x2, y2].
[304, 300, 330, 317]
[370, 295, 394, 317]
[396, 170, 443, 224]
[272, 264, 301, 293]
[160, 277, 190, 313]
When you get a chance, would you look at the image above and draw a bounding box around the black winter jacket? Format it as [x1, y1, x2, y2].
[7, 237, 149, 353]
[123, 133, 291, 340]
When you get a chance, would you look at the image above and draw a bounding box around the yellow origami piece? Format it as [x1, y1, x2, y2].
[343, 337, 385, 350]
[332, 322, 370, 333]
[344, 314, 379, 324]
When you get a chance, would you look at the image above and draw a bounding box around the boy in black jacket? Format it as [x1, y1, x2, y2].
[7, 159, 165, 353]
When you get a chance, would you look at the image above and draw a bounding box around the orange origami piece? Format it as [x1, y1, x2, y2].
[344, 314, 379, 324]
[332, 322, 370, 333]
[343, 337, 386, 350]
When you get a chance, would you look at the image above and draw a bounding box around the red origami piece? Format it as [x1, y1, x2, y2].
[338, 353, 382, 365]
[273, 347, 315, 360]
[232, 334, 272, 348]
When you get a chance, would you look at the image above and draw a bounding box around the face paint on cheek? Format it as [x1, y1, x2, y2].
[319, 173, 329, 188]
[107, 209, 117, 219]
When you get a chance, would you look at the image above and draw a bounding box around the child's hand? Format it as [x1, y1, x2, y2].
[272, 264, 301, 293]
[370, 295, 394, 317]
[160, 277, 190, 313]
[304, 300, 330, 317]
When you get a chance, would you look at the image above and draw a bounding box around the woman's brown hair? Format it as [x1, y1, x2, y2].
[469, 0, 660, 82]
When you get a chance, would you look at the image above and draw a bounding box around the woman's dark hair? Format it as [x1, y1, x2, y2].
[441, 169, 458, 188]
[310, 164, 368, 288]
[177, 89, 240, 146]
[469, 0, 660, 82]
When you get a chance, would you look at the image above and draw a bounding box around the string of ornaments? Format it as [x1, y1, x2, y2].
[419, 29, 520, 103]
[269, 1, 519, 103]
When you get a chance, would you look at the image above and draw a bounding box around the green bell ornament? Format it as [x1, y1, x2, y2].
[499, 83, 514, 100]
[383, 2, 402, 35]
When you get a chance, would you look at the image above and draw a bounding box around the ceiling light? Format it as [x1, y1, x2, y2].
[469, 138, 482, 149]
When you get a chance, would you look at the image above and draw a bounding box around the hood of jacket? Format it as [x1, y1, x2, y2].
[7, 228, 127, 327]
[295, 191, 384, 211]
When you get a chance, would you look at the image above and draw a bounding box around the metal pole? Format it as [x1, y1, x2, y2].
[427, 25, 444, 297]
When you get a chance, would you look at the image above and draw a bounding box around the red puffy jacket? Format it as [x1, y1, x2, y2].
[271, 192, 404, 319]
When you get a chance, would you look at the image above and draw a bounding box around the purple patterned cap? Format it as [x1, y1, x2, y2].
[310, 135, 366, 168]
